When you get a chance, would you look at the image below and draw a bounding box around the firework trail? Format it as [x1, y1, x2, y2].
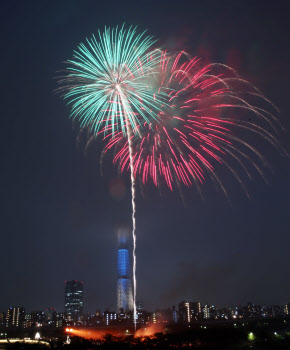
[117, 89, 138, 328]
[126, 125, 137, 328]
[105, 51, 281, 197]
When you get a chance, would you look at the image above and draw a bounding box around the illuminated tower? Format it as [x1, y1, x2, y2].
[117, 228, 133, 313]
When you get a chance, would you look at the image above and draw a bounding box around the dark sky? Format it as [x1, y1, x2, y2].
[1, 0, 290, 313]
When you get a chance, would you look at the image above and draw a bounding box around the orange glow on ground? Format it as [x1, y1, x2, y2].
[65, 324, 165, 340]
[134, 324, 165, 338]
[66, 328, 126, 340]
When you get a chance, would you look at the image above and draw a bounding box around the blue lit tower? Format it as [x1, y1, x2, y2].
[117, 228, 133, 313]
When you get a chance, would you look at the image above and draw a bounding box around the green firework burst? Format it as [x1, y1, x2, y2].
[61, 25, 167, 137]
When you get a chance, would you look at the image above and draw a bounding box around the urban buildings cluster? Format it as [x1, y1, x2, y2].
[0, 279, 290, 333]
[0, 230, 289, 333]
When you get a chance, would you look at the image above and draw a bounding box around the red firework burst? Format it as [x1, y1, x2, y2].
[102, 51, 281, 195]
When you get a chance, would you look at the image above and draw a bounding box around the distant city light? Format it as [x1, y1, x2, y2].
[248, 332, 255, 341]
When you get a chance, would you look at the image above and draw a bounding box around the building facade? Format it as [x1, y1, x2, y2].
[64, 280, 83, 320]
[6, 307, 25, 328]
[178, 301, 201, 323]
[103, 311, 117, 326]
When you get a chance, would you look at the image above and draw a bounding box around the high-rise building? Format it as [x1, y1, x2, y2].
[209, 305, 216, 319]
[179, 302, 191, 323]
[191, 302, 201, 320]
[103, 311, 117, 326]
[6, 307, 25, 328]
[23, 314, 32, 328]
[64, 280, 83, 320]
[202, 304, 210, 319]
[117, 227, 133, 313]
[178, 301, 201, 323]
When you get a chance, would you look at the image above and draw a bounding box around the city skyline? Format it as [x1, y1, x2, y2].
[1, 278, 289, 315]
[1, 297, 290, 329]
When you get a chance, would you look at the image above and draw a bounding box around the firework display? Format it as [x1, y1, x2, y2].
[60, 25, 281, 332]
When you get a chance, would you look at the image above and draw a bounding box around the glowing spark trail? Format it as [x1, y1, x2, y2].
[127, 125, 137, 330]
[118, 86, 137, 330]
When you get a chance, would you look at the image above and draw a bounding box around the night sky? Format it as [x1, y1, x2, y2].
[1, 0, 290, 314]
